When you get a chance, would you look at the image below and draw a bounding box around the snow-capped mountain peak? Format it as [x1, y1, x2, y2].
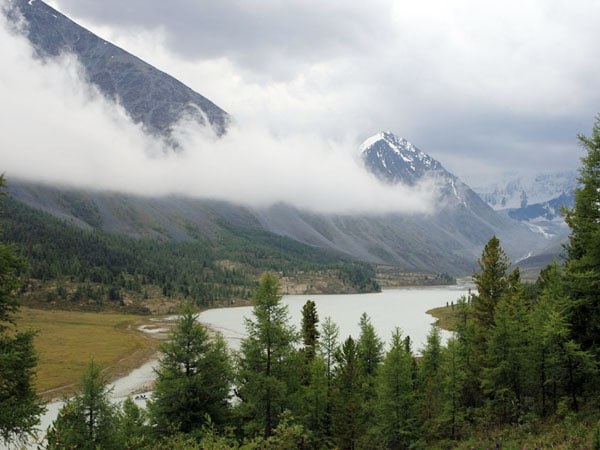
[360, 132, 443, 184]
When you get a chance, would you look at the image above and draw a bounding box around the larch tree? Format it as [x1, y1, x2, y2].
[235, 272, 300, 438]
[301, 299, 320, 362]
[375, 328, 418, 449]
[331, 336, 365, 450]
[0, 175, 45, 446]
[471, 236, 510, 335]
[46, 361, 119, 450]
[149, 302, 232, 435]
[564, 116, 600, 356]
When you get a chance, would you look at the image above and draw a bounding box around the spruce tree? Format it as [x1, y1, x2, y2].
[319, 316, 339, 440]
[236, 272, 299, 438]
[0, 175, 45, 446]
[481, 277, 531, 423]
[564, 116, 600, 356]
[46, 361, 120, 450]
[331, 336, 365, 450]
[472, 236, 510, 334]
[375, 328, 417, 449]
[301, 299, 320, 362]
[149, 302, 232, 435]
[419, 325, 444, 439]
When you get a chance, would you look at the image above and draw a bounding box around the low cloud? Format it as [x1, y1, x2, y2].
[0, 17, 437, 215]
[45, 0, 600, 186]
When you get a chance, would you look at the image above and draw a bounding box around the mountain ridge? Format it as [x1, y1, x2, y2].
[6, 0, 229, 139]
[2, 2, 552, 277]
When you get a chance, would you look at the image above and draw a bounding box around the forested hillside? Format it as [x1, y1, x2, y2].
[0, 196, 379, 311]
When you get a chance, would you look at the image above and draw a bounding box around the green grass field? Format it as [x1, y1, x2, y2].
[14, 308, 161, 398]
[426, 304, 459, 331]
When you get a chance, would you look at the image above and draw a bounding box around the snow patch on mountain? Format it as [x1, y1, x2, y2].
[474, 171, 577, 210]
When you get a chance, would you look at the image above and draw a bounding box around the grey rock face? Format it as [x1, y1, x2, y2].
[7, 0, 229, 139]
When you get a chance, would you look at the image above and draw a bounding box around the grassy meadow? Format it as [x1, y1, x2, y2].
[13, 308, 163, 399]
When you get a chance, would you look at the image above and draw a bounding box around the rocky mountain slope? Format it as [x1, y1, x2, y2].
[2, 1, 552, 277]
[474, 171, 577, 210]
[6, 0, 229, 139]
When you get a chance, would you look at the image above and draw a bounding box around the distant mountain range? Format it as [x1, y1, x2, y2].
[474, 171, 578, 210]
[2, 0, 561, 277]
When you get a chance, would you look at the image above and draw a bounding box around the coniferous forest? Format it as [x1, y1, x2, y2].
[1, 117, 600, 448]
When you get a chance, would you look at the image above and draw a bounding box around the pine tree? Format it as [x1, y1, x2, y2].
[236, 272, 300, 438]
[472, 236, 510, 334]
[375, 328, 417, 449]
[357, 312, 383, 379]
[439, 338, 466, 440]
[149, 302, 232, 435]
[419, 325, 444, 439]
[331, 336, 365, 450]
[564, 116, 600, 356]
[301, 299, 320, 362]
[319, 316, 339, 440]
[46, 361, 120, 450]
[481, 276, 531, 423]
[0, 175, 45, 446]
[302, 355, 329, 447]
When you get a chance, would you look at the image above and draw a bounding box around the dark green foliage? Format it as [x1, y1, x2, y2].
[47, 361, 120, 450]
[481, 278, 531, 423]
[564, 116, 600, 355]
[236, 273, 300, 438]
[471, 236, 509, 334]
[0, 330, 45, 445]
[357, 312, 384, 379]
[0, 197, 380, 304]
[331, 336, 365, 450]
[149, 303, 232, 435]
[375, 328, 418, 449]
[301, 299, 319, 362]
[419, 326, 444, 438]
[117, 397, 150, 449]
[0, 176, 44, 446]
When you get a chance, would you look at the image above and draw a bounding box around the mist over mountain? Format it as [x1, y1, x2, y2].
[1, 0, 556, 277]
[474, 170, 577, 210]
[6, 0, 229, 139]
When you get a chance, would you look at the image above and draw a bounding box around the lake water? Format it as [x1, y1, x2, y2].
[199, 284, 473, 354]
[7, 284, 471, 449]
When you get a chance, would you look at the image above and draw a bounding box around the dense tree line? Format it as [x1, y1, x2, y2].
[0, 176, 44, 447]
[0, 196, 379, 308]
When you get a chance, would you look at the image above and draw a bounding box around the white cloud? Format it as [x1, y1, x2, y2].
[43, 0, 600, 186]
[0, 17, 437, 215]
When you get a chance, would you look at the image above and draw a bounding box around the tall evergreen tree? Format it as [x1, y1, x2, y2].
[481, 277, 531, 423]
[357, 312, 384, 379]
[301, 300, 320, 362]
[564, 116, 600, 356]
[439, 338, 466, 440]
[471, 236, 510, 334]
[319, 316, 339, 440]
[419, 326, 444, 439]
[331, 336, 365, 450]
[46, 361, 120, 450]
[0, 175, 44, 446]
[236, 272, 300, 438]
[149, 302, 232, 435]
[375, 328, 417, 449]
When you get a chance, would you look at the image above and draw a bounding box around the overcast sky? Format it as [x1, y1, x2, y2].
[39, 0, 600, 187]
[3, 0, 600, 214]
